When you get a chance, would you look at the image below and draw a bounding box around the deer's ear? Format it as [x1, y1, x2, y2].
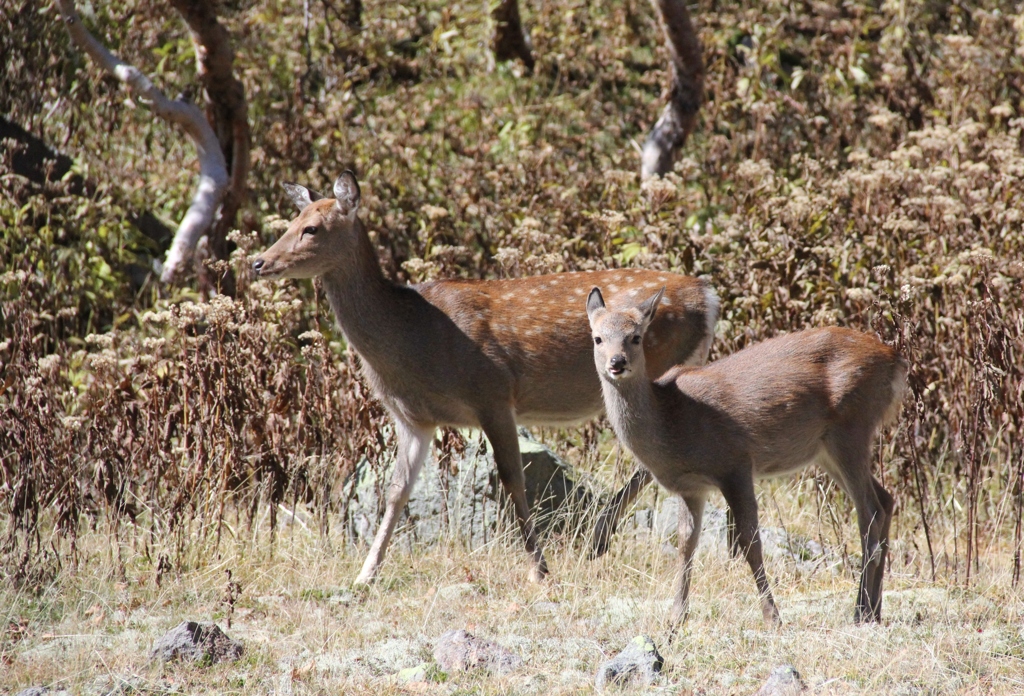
[333, 171, 361, 216]
[586, 287, 606, 325]
[637, 287, 665, 328]
[283, 183, 323, 211]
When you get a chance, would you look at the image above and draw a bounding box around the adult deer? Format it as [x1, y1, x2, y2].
[251, 171, 719, 585]
[587, 287, 907, 625]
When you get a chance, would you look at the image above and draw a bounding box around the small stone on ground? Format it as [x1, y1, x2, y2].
[150, 620, 244, 665]
[753, 665, 806, 695]
[595, 634, 664, 691]
[432, 629, 522, 674]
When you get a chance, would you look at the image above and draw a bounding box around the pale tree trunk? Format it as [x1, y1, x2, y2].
[169, 0, 251, 295]
[56, 0, 229, 285]
[488, 0, 703, 178]
[641, 0, 704, 179]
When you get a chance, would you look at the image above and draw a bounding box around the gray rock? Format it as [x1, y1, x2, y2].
[753, 665, 806, 695]
[432, 629, 522, 674]
[150, 621, 243, 665]
[344, 431, 597, 548]
[15, 688, 71, 696]
[513, 435, 597, 533]
[595, 634, 664, 691]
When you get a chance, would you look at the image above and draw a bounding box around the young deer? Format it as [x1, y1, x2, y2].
[251, 171, 719, 585]
[586, 287, 907, 625]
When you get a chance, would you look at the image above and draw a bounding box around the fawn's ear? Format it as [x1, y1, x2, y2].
[586, 287, 606, 326]
[333, 171, 361, 217]
[283, 183, 323, 211]
[637, 287, 665, 329]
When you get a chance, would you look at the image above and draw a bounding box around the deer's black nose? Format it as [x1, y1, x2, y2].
[252, 258, 265, 274]
[609, 355, 627, 374]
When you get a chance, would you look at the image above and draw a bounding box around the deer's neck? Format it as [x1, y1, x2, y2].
[601, 375, 662, 460]
[319, 230, 404, 360]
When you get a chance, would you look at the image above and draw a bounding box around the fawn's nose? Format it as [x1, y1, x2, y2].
[252, 257, 265, 274]
[609, 355, 627, 374]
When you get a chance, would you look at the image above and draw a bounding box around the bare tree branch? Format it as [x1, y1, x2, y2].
[55, 0, 229, 283]
[170, 0, 251, 295]
[641, 0, 705, 179]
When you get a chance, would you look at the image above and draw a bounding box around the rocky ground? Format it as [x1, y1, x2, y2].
[5, 449, 1023, 695]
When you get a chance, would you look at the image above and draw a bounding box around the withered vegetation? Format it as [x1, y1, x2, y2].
[2, 0, 1023, 598]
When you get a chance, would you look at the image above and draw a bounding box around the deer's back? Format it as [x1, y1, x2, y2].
[650, 327, 903, 480]
[417, 269, 715, 424]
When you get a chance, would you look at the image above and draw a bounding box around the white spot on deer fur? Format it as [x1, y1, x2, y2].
[644, 282, 657, 289]
[660, 297, 670, 305]
[530, 288, 539, 295]
[608, 284, 619, 293]
[665, 312, 675, 320]
[502, 292, 514, 300]
[574, 288, 585, 296]
[659, 275, 669, 281]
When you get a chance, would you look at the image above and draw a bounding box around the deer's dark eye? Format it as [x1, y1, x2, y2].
[594, 336, 602, 345]
[302, 225, 317, 237]
[631, 335, 642, 345]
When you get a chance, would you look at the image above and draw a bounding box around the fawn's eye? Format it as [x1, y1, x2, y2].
[302, 225, 317, 237]
[593, 336, 602, 345]
[631, 335, 642, 345]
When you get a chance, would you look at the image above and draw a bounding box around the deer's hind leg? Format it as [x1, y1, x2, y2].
[591, 467, 652, 559]
[355, 420, 434, 585]
[480, 409, 548, 582]
[720, 473, 781, 626]
[823, 429, 893, 623]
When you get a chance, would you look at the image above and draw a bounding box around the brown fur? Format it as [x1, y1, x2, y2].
[252, 172, 719, 584]
[588, 286, 907, 626]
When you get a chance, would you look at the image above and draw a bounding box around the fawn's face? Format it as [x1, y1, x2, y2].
[252, 172, 361, 280]
[587, 287, 664, 382]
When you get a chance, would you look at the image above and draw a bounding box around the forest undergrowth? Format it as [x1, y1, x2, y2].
[2, 0, 1024, 692]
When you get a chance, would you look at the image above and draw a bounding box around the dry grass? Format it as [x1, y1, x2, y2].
[3, 481, 1023, 695]
[3, 0, 1024, 692]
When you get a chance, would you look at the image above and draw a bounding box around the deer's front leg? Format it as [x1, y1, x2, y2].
[669, 493, 707, 631]
[355, 421, 433, 585]
[481, 410, 548, 582]
[591, 467, 652, 559]
[721, 475, 781, 626]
